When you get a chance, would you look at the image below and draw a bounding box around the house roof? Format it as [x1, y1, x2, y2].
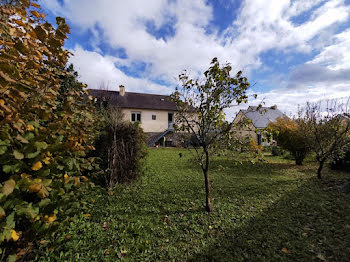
[89, 89, 177, 111]
[241, 106, 285, 129]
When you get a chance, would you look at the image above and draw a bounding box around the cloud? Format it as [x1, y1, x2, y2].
[41, 0, 350, 116]
[288, 64, 350, 86]
[42, 0, 350, 80]
[69, 46, 172, 94]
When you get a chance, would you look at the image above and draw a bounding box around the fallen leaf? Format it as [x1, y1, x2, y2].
[83, 213, 91, 218]
[281, 248, 290, 254]
[316, 253, 326, 261]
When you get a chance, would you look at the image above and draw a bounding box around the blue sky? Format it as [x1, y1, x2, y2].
[41, 0, 350, 117]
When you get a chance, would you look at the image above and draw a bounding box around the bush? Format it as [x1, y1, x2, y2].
[93, 108, 147, 189]
[331, 148, 350, 172]
[271, 145, 283, 156]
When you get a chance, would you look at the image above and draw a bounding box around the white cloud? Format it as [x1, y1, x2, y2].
[309, 29, 350, 70]
[69, 46, 171, 94]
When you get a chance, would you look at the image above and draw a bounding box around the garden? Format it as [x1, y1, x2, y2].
[31, 149, 350, 261]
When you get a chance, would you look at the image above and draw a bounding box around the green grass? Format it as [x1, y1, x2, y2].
[33, 148, 350, 261]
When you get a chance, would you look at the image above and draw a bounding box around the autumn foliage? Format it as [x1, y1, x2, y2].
[267, 116, 311, 165]
[0, 0, 98, 255]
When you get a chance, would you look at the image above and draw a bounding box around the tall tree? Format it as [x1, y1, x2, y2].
[171, 58, 251, 212]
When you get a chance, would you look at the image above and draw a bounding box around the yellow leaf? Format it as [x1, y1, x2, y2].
[32, 161, 42, 171]
[37, 186, 49, 199]
[48, 214, 56, 223]
[28, 184, 41, 193]
[26, 124, 34, 131]
[10, 229, 19, 241]
[83, 214, 90, 218]
[2, 179, 16, 196]
[43, 157, 50, 165]
[0, 99, 4, 105]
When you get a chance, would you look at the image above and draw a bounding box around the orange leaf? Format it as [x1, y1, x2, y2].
[31, 3, 41, 8]
[26, 124, 34, 131]
[281, 248, 290, 254]
[32, 161, 42, 171]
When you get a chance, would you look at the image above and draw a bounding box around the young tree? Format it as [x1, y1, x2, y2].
[171, 58, 250, 212]
[267, 116, 311, 165]
[305, 99, 350, 179]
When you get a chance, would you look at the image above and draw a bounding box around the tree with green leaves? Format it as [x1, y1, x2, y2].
[0, 1, 98, 257]
[171, 58, 251, 212]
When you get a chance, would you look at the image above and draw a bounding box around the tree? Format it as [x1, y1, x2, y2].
[267, 116, 311, 165]
[0, 1, 98, 256]
[305, 99, 350, 179]
[171, 58, 251, 212]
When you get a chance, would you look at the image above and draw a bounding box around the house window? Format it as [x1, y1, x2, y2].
[131, 112, 141, 122]
[168, 112, 173, 122]
[257, 133, 262, 145]
[152, 115, 156, 120]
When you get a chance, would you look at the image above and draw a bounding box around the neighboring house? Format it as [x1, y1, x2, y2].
[89, 86, 179, 147]
[233, 105, 285, 146]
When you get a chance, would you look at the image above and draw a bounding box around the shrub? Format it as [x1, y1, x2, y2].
[93, 108, 147, 190]
[249, 138, 263, 153]
[330, 147, 350, 172]
[271, 145, 283, 156]
[0, 2, 98, 258]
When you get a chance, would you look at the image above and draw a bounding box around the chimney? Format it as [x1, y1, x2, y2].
[119, 85, 125, 96]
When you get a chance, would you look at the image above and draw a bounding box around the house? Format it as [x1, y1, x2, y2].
[89, 86, 179, 147]
[233, 105, 285, 146]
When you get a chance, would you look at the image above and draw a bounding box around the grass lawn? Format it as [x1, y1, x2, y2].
[33, 148, 350, 261]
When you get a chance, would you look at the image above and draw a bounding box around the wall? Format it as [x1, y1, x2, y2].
[233, 111, 258, 142]
[121, 108, 176, 133]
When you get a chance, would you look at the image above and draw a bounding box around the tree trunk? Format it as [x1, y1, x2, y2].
[295, 151, 304, 166]
[203, 149, 211, 212]
[295, 158, 303, 165]
[317, 160, 324, 179]
[204, 168, 211, 212]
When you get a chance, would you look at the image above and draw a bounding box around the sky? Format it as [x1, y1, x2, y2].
[41, 0, 350, 118]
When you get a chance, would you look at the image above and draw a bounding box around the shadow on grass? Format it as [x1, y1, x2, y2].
[188, 176, 350, 262]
